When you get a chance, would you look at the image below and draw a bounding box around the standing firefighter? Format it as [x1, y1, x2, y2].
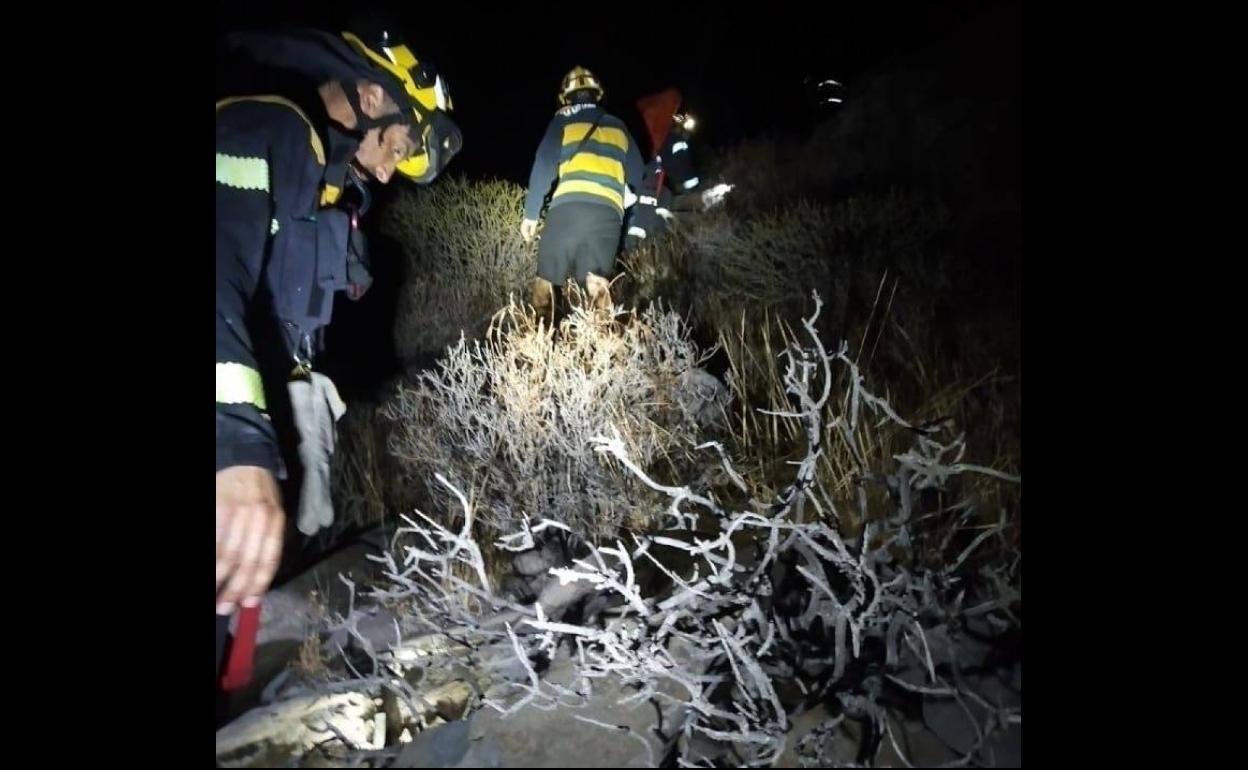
[625, 88, 703, 251]
[520, 66, 645, 321]
[215, 26, 461, 684]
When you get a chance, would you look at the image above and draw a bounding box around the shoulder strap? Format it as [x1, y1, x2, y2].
[571, 108, 607, 158]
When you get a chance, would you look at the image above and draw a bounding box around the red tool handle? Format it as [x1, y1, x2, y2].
[220, 603, 262, 691]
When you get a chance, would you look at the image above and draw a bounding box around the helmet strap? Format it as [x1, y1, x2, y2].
[341, 80, 410, 136]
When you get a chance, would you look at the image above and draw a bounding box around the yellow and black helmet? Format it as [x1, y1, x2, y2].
[559, 66, 604, 105]
[339, 28, 462, 183]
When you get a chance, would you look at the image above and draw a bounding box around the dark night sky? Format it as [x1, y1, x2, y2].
[216, 0, 1014, 182]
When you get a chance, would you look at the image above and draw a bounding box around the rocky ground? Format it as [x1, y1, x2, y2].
[217, 526, 1020, 768]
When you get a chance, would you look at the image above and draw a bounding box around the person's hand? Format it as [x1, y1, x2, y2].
[519, 218, 539, 243]
[216, 465, 285, 615]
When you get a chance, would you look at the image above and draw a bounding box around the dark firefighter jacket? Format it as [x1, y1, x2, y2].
[624, 163, 672, 246]
[656, 128, 700, 193]
[524, 103, 645, 221]
[216, 95, 356, 474]
[634, 87, 699, 195]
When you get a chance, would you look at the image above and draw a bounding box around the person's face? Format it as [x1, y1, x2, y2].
[354, 122, 418, 185]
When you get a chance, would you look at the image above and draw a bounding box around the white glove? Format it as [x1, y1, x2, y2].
[701, 183, 735, 211]
[519, 218, 539, 243]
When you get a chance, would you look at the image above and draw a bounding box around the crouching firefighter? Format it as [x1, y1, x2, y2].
[215, 25, 461, 689]
[624, 88, 702, 252]
[520, 66, 645, 323]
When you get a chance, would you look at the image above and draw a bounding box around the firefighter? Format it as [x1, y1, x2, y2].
[520, 66, 645, 322]
[624, 88, 702, 251]
[215, 24, 461, 677]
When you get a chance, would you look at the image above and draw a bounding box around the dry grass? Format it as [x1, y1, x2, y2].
[715, 292, 1019, 569]
[361, 131, 1016, 568]
[383, 176, 539, 361]
[329, 406, 389, 531]
[381, 298, 725, 543]
[611, 172, 1016, 564]
[290, 590, 331, 682]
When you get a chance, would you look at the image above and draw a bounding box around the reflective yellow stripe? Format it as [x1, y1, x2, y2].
[552, 179, 623, 210]
[561, 123, 628, 152]
[216, 95, 326, 166]
[216, 154, 269, 191]
[216, 362, 267, 410]
[559, 153, 624, 182]
[320, 184, 342, 206]
[271, 218, 280, 235]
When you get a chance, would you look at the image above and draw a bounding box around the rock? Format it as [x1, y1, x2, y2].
[678, 732, 733, 766]
[384, 687, 419, 740]
[674, 368, 731, 428]
[347, 605, 401, 653]
[920, 697, 991, 762]
[260, 543, 387, 646]
[301, 750, 345, 768]
[391, 633, 469, 664]
[256, 590, 321, 645]
[901, 623, 994, 674]
[513, 546, 559, 577]
[382, 674, 474, 740]
[980, 723, 1022, 768]
[480, 653, 534, 687]
[500, 574, 538, 603]
[423, 659, 477, 688]
[920, 671, 1020, 763]
[421, 680, 475, 722]
[394, 717, 473, 768]
[535, 576, 595, 620]
[455, 655, 684, 768]
[968, 670, 1021, 710]
[216, 692, 376, 767]
[773, 706, 863, 768]
[326, 626, 350, 651]
[457, 733, 504, 768]
[297, 543, 387, 598]
[373, 712, 388, 750]
[1005, 659, 1021, 692]
[874, 715, 960, 768]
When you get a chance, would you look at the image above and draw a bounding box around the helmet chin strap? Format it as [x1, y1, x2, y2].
[340, 80, 409, 137]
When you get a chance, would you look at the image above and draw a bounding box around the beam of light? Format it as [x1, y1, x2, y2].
[822, 97, 843, 104]
[819, 79, 842, 87]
